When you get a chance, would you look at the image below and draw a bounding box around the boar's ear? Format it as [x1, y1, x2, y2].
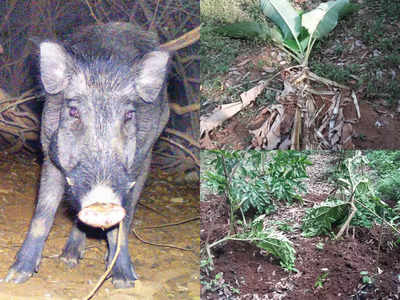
[40, 42, 71, 94]
[136, 51, 169, 103]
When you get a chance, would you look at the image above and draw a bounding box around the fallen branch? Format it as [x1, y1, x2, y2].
[165, 128, 200, 148]
[159, 136, 200, 167]
[169, 102, 200, 115]
[160, 26, 200, 52]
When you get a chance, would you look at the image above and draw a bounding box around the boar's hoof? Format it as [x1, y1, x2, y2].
[112, 278, 136, 289]
[60, 241, 85, 268]
[112, 264, 138, 289]
[5, 265, 34, 284]
[60, 252, 81, 268]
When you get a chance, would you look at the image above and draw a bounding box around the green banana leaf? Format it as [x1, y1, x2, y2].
[215, 21, 273, 41]
[302, 199, 349, 237]
[301, 0, 350, 39]
[260, 0, 301, 41]
[216, 21, 285, 45]
[284, 36, 310, 53]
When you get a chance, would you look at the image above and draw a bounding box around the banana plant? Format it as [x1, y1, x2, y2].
[217, 0, 357, 65]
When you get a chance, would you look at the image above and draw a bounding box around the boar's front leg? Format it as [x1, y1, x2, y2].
[5, 159, 65, 283]
[60, 222, 86, 267]
[106, 155, 151, 288]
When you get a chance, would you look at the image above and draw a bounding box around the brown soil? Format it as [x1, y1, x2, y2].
[0, 153, 200, 300]
[200, 153, 400, 299]
[206, 99, 400, 150]
[352, 102, 400, 150]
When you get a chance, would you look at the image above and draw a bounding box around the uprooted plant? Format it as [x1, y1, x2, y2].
[202, 150, 311, 272]
[201, 0, 361, 150]
[301, 151, 400, 240]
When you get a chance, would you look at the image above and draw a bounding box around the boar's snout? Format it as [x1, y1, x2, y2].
[78, 184, 126, 229]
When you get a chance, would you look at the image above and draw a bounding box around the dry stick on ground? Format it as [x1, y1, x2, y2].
[138, 202, 169, 219]
[132, 227, 194, 251]
[165, 128, 200, 149]
[169, 103, 200, 115]
[84, 221, 123, 300]
[136, 216, 199, 229]
[159, 136, 200, 167]
[376, 219, 384, 269]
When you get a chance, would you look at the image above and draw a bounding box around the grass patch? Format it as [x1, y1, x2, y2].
[200, 0, 274, 111]
[309, 0, 400, 104]
[200, 0, 250, 24]
[200, 24, 245, 82]
[310, 62, 362, 86]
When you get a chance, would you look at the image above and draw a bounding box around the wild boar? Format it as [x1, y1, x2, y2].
[5, 22, 170, 288]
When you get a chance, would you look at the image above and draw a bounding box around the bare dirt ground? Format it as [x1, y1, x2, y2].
[200, 153, 400, 299]
[0, 153, 200, 300]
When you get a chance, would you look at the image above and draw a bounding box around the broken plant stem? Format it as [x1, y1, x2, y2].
[335, 187, 358, 240]
[354, 198, 400, 235]
[307, 71, 350, 90]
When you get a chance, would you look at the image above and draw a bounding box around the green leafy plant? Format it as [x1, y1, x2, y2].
[203, 150, 243, 195]
[265, 151, 311, 204]
[201, 151, 311, 273]
[366, 151, 400, 177]
[333, 151, 389, 233]
[314, 269, 329, 288]
[273, 220, 295, 232]
[217, 0, 358, 65]
[203, 150, 311, 215]
[303, 151, 398, 239]
[302, 199, 349, 237]
[360, 271, 373, 285]
[246, 215, 297, 271]
[214, 215, 297, 272]
[200, 271, 240, 295]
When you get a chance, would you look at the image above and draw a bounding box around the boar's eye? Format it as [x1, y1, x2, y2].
[69, 107, 80, 119]
[124, 110, 135, 122]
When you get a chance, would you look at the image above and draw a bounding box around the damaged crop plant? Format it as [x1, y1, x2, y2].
[202, 0, 361, 150]
[201, 150, 312, 273]
[201, 150, 400, 297]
